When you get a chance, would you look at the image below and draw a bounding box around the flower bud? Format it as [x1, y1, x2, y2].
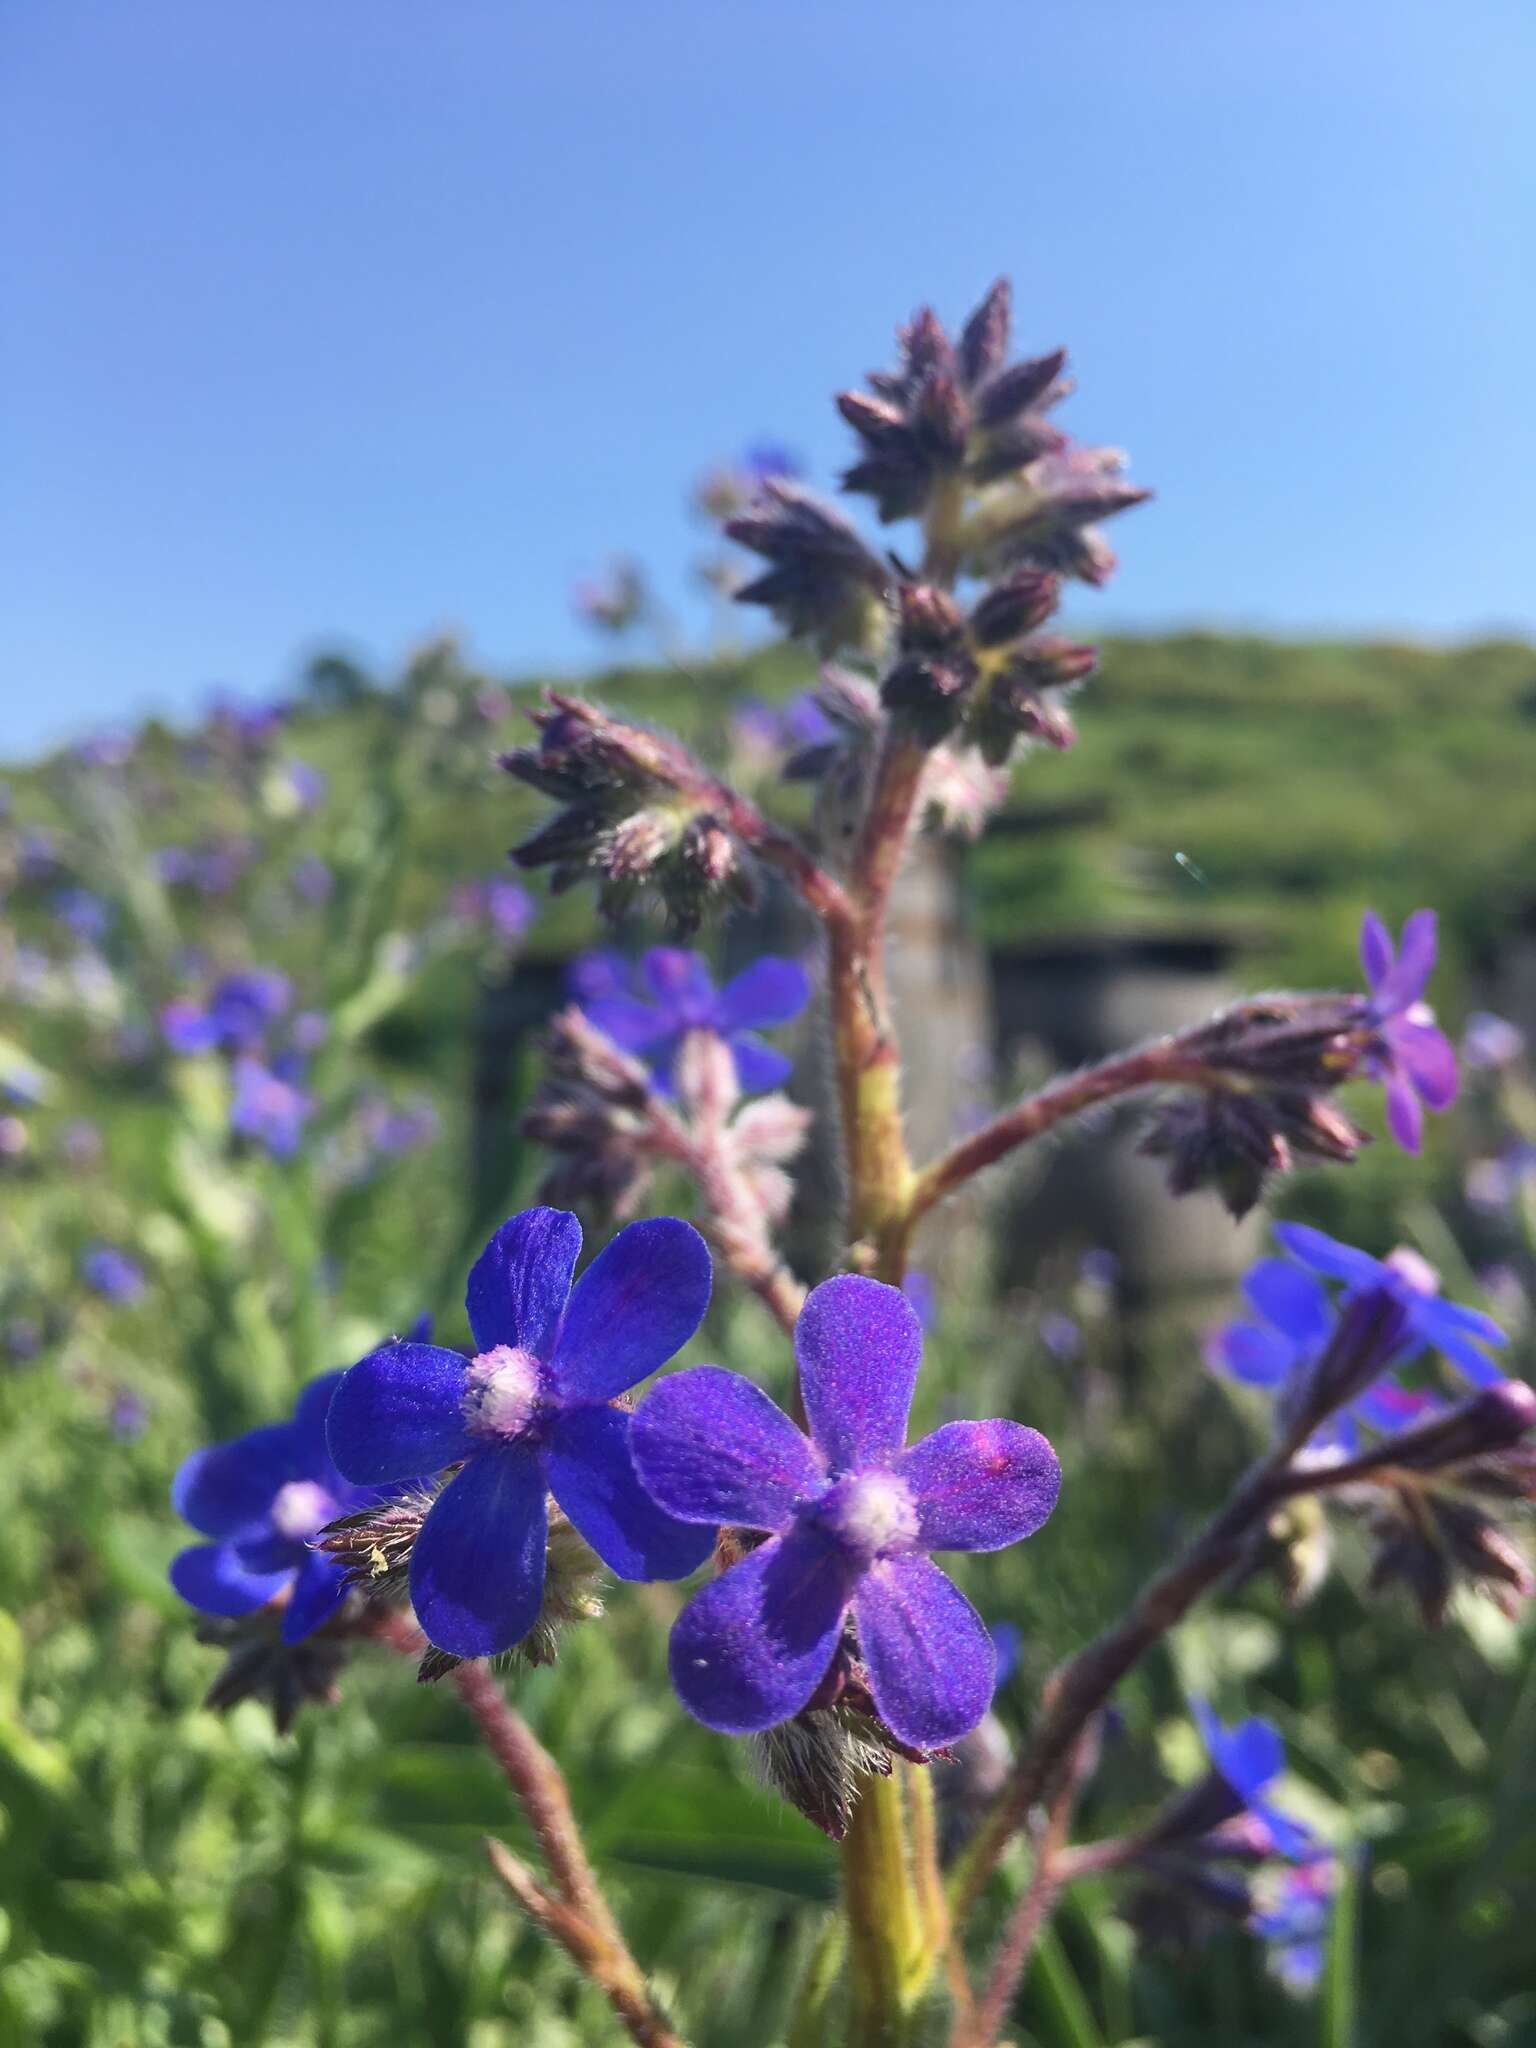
[727, 481, 892, 650]
[968, 569, 1062, 649]
[955, 277, 1012, 391]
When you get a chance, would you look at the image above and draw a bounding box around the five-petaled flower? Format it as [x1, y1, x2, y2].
[572, 946, 810, 1095]
[170, 1373, 385, 1643]
[1358, 909, 1457, 1153]
[327, 1208, 717, 1659]
[630, 1274, 1061, 1750]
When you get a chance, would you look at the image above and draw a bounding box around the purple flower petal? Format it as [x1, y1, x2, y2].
[714, 957, 811, 1035]
[466, 1207, 582, 1359]
[644, 948, 714, 1013]
[853, 1553, 996, 1750]
[667, 1525, 852, 1734]
[1273, 1225, 1383, 1288]
[543, 1405, 716, 1581]
[729, 1034, 794, 1094]
[1242, 1260, 1333, 1349]
[549, 1218, 712, 1403]
[172, 1424, 297, 1537]
[1374, 909, 1437, 1014]
[410, 1448, 547, 1658]
[326, 1343, 473, 1485]
[897, 1420, 1060, 1552]
[1358, 911, 1394, 995]
[1392, 1019, 1458, 1110]
[632, 1365, 825, 1530]
[281, 1551, 350, 1642]
[795, 1274, 921, 1471]
[1383, 1069, 1424, 1152]
[170, 1541, 291, 1617]
[584, 996, 667, 1052]
[1215, 1322, 1299, 1388]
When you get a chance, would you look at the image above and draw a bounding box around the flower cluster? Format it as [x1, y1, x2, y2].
[171, 1211, 1061, 1761]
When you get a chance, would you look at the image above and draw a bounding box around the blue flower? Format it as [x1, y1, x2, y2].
[161, 969, 292, 1056]
[1273, 1224, 1507, 1391]
[1253, 1858, 1338, 1994]
[52, 887, 112, 943]
[81, 1244, 146, 1305]
[1358, 910, 1457, 1153]
[230, 1054, 313, 1159]
[1192, 1700, 1317, 1863]
[327, 1209, 717, 1659]
[631, 1275, 1061, 1748]
[572, 946, 811, 1095]
[170, 1373, 391, 1643]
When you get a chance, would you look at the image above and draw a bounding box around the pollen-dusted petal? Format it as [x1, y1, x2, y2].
[729, 1034, 794, 1094]
[326, 1343, 473, 1485]
[632, 1366, 824, 1530]
[172, 1423, 298, 1538]
[465, 1207, 582, 1359]
[1242, 1260, 1333, 1350]
[853, 1553, 996, 1750]
[1393, 1019, 1458, 1111]
[668, 1525, 853, 1734]
[543, 1405, 716, 1581]
[410, 1447, 547, 1659]
[170, 1541, 291, 1617]
[549, 1217, 712, 1403]
[794, 1274, 922, 1471]
[897, 1419, 1061, 1553]
[281, 1551, 350, 1643]
[714, 957, 811, 1034]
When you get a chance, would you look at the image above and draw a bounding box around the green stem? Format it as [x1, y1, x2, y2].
[843, 1768, 927, 2046]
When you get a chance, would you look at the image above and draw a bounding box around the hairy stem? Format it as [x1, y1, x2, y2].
[843, 1767, 928, 2046]
[958, 1738, 1088, 2048]
[910, 1038, 1213, 1225]
[949, 1433, 1305, 1924]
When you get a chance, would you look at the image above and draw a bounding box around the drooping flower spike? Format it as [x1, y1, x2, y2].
[1358, 909, 1457, 1153]
[573, 946, 811, 1095]
[631, 1274, 1061, 1750]
[170, 1372, 388, 1644]
[1191, 1700, 1318, 1864]
[327, 1209, 716, 1659]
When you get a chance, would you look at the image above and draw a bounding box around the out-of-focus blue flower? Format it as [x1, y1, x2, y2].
[280, 761, 328, 810]
[632, 1275, 1061, 1747]
[573, 946, 811, 1095]
[74, 729, 135, 770]
[1273, 1225, 1508, 1392]
[57, 1119, 104, 1169]
[20, 831, 60, 881]
[170, 1372, 395, 1643]
[1192, 1700, 1317, 1863]
[743, 441, 801, 482]
[289, 856, 335, 905]
[1461, 1011, 1525, 1071]
[902, 1271, 936, 1331]
[1358, 910, 1457, 1153]
[230, 1055, 313, 1159]
[988, 1620, 1023, 1686]
[161, 969, 292, 1056]
[52, 887, 112, 943]
[82, 1244, 146, 1304]
[109, 1389, 150, 1441]
[1038, 1312, 1082, 1362]
[451, 878, 537, 943]
[1253, 1858, 1338, 1994]
[327, 1208, 716, 1658]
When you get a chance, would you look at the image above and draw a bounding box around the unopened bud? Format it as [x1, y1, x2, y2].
[968, 569, 1061, 649]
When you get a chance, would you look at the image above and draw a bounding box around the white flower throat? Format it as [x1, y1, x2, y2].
[464, 1345, 544, 1441]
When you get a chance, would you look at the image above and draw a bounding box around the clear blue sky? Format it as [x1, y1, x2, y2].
[2, 1, 1532, 755]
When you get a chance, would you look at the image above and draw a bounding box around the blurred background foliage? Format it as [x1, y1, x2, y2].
[2, 632, 1535, 2046]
